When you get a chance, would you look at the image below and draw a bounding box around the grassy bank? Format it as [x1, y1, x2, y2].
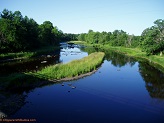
[0, 52, 105, 91]
[70, 41, 164, 72]
[34, 52, 105, 79]
[102, 46, 164, 69]
[0, 46, 59, 61]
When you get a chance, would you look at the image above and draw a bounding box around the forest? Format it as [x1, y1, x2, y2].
[0, 9, 164, 56]
[0, 9, 77, 53]
[78, 20, 164, 55]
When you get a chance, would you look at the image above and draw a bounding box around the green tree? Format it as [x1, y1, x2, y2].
[62, 33, 78, 41]
[110, 30, 128, 46]
[0, 9, 67, 53]
[52, 26, 63, 44]
[0, 9, 40, 52]
[38, 21, 54, 45]
[78, 33, 86, 41]
[22, 16, 39, 49]
[85, 30, 99, 44]
[0, 9, 21, 52]
[141, 19, 164, 55]
[98, 31, 108, 45]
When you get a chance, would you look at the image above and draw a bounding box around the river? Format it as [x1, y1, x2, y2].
[0, 42, 164, 123]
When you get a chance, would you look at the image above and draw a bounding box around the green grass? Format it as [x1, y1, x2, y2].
[0, 52, 105, 91]
[34, 52, 105, 80]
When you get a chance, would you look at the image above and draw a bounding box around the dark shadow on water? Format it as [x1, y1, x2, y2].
[0, 72, 61, 118]
[81, 46, 137, 67]
[0, 47, 61, 118]
[0, 50, 61, 76]
[104, 50, 136, 67]
[139, 62, 164, 99]
[82, 46, 164, 100]
[105, 49, 164, 100]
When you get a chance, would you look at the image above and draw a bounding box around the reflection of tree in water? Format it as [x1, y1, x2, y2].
[81, 46, 136, 68]
[105, 51, 136, 68]
[0, 48, 61, 118]
[0, 92, 27, 118]
[0, 49, 61, 76]
[0, 80, 56, 118]
[139, 62, 164, 99]
[80, 46, 99, 54]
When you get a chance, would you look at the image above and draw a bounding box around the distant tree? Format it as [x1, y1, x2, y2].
[110, 30, 128, 46]
[61, 33, 78, 41]
[78, 33, 86, 41]
[126, 34, 140, 48]
[98, 31, 108, 45]
[85, 30, 99, 44]
[131, 35, 141, 48]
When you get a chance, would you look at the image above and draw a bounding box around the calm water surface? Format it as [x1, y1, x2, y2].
[1, 43, 164, 123]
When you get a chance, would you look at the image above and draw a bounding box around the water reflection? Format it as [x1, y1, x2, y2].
[81, 46, 136, 68]
[0, 44, 164, 122]
[139, 62, 164, 99]
[60, 42, 88, 63]
[0, 92, 27, 118]
[105, 51, 136, 68]
[0, 80, 58, 118]
[80, 46, 99, 54]
[82, 46, 164, 100]
[105, 50, 164, 99]
[0, 49, 60, 76]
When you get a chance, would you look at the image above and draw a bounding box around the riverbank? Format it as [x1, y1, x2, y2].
[106, 47, 164, 72]
[0, 46, 60, 62]
[70, 41, 164, 72]
[34, 52, 105, 80]
[0, 52, 105, 91]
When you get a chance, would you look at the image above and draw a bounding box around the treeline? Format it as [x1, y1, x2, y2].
[0, 9, 77, 53]
[78, 30, 140, 47]
[78, 19, 164, 55]
[1, 9, 163, 55]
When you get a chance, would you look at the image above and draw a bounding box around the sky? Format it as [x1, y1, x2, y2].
[0, 0, 163, 35]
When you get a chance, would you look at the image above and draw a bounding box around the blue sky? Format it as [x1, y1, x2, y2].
[0, 0, 163, 35]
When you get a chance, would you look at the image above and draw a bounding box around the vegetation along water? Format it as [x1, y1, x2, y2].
[0, 9, 164, 123]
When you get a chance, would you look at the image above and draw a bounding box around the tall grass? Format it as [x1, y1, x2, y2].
[34, 52, 105, 80]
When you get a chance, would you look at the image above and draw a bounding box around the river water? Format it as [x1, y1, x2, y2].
[0, 43, 164, 123]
